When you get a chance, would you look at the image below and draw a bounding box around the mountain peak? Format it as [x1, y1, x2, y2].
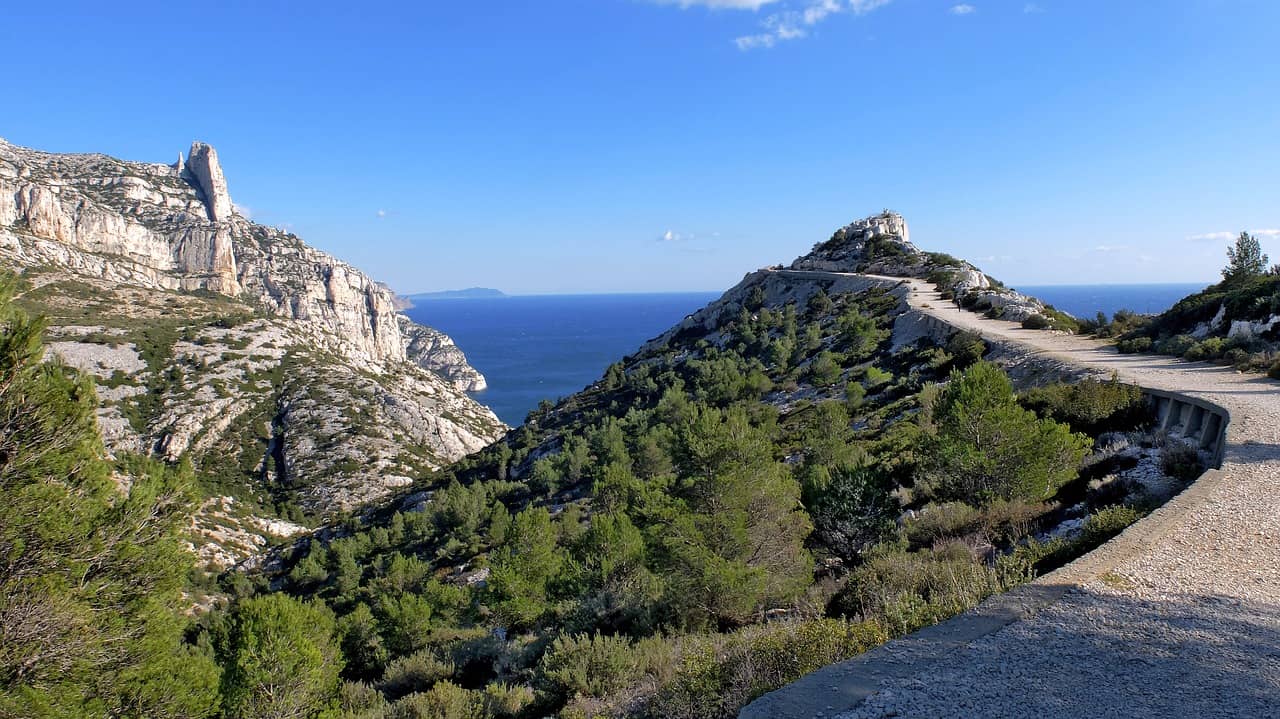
[184, 141, 233, 222]
[792, 210, 917, 273]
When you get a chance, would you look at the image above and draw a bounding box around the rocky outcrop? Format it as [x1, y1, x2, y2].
[0, 137, 504, 568]
[0, 137, 477, 367]
[399, 316, 488, 391]
[792, 210, 1061, 326]
[183, 142, 232, 222]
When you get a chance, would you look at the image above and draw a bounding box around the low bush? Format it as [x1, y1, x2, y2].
[903, 502, 982, 550]
[540, 632, 641, 700]
[482, 683, 536, 718]
[831, 546, 1005, 637]
[903, 497, 1045, 550]
[1019, 378, 1150, 435]
[1268, 359, 1280, 380]
[1160, 441, 1203, 482]
[1184, 337, 1227, 362]
[1155, 334, 1197, 357]
[863, 366, 893, 387]
[1021, 314, 1051, 330]
[387, 681, 484, 719]
[644, 619, 888, 719]
[1078, 505, 1143, 547]
[995, 505, 1146, 581]
[379, 650, 457, 701]
[1116, 336, 1153, 354]
[945, 331, 986, 369]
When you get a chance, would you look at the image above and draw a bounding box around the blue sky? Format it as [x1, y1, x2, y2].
[3, 1, 1277, 293]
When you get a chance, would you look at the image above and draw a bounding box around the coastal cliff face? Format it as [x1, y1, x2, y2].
[0, 138, 505, 567]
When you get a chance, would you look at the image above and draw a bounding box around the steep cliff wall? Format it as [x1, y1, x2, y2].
[0, 138, 504, 568]
[0, 138, 454, 365]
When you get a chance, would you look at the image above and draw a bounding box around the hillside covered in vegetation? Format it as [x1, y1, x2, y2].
[131, 214, 1208, 719]
[1084, 232, 1280, 376]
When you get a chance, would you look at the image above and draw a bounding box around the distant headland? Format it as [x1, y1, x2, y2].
[405, 287, 507, 301]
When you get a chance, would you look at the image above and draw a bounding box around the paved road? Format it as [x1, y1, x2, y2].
[744, 271, 1280, 719]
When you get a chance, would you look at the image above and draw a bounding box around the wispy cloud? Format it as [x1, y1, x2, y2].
[233, 202, 253, 220]
[658, 229, 725, 244]
[1023, 3, 1044, 12]
[650, 0, 781, 8]
[1188, 229, 1280, 242]
[950, 4, 976, 15]
[376, 209, 387, 219]
[734, 0, 892, 50]
[1093, 244, 1128, 253]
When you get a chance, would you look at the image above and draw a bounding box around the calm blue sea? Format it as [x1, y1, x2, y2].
[1017, 283, 1206, 321]
[404, 293, 720, 425]
[407, 284, 1202, 425]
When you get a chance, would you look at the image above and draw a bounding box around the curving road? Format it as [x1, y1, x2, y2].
[743, 271, 1280, 719]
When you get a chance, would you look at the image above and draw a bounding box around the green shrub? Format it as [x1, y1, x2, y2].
[1116, 336, 1153, 354]
[903, 498, 1041, 551]
[1156, 334, 1197, 357]
[539, 632, 639, 699]
[845, 380, 866, 410]
[832, 546, 1005, 637]
[1021, 314, 1052, 330]
[1019, 378, 1150, 435]
[1268, 359, 1280, 380]
[379, 650, 456, 700]
[925, 252, 963, 267]
[809, 464, 899, 561]
[482, 683, 536, 718]
[945, 331, 986, 369]
[1184, 337, 1227, 362]
[387, 681, 484, 719]
[903, 502, 982, 550]
[808, 351, 842, 386]
[1160, 441, 1203, 482]
[1078, 505, 1143, 546]
[864, 366, 892, 387]
[646, 619, 887, 719]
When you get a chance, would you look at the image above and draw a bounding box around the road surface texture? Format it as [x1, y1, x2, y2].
[742, 273, 1280, 719]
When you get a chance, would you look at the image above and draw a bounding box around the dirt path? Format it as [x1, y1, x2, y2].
[742, 272, 1280, 719]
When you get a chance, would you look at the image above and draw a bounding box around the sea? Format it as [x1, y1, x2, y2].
[404, 293, 720, 425]
[1016, 283, 1206, 321]
[404, 284, 1204, 425]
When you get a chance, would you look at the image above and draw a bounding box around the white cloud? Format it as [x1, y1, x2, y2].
[1023, 3, 1043, 12]
[1093, 244, 1128, 252]
[950, 3, 976, 14]
[735, 0, 892, 51]
[233, 202, 253, 219]
[649, 0, 781, 9]
[376, 209, 387, 219]
[1188, 229, 1280, 242]
[658, 229, 723, 243]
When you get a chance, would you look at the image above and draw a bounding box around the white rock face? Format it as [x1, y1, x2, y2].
[0, 138, 505, 568]
[184, 142, 233, 222]
[0, 137, 482, 369]
[1227, 315, 1280, 341]
[399, 315, 488, 391]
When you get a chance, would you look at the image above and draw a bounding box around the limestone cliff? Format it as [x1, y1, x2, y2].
[0, 137, 505, 568]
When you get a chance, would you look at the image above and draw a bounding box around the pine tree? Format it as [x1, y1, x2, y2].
[0, 272, 218, 717]
[919, 361, 1090, 504]
[1223, 231, 1268, 282]
[217, 594, 342, 719]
